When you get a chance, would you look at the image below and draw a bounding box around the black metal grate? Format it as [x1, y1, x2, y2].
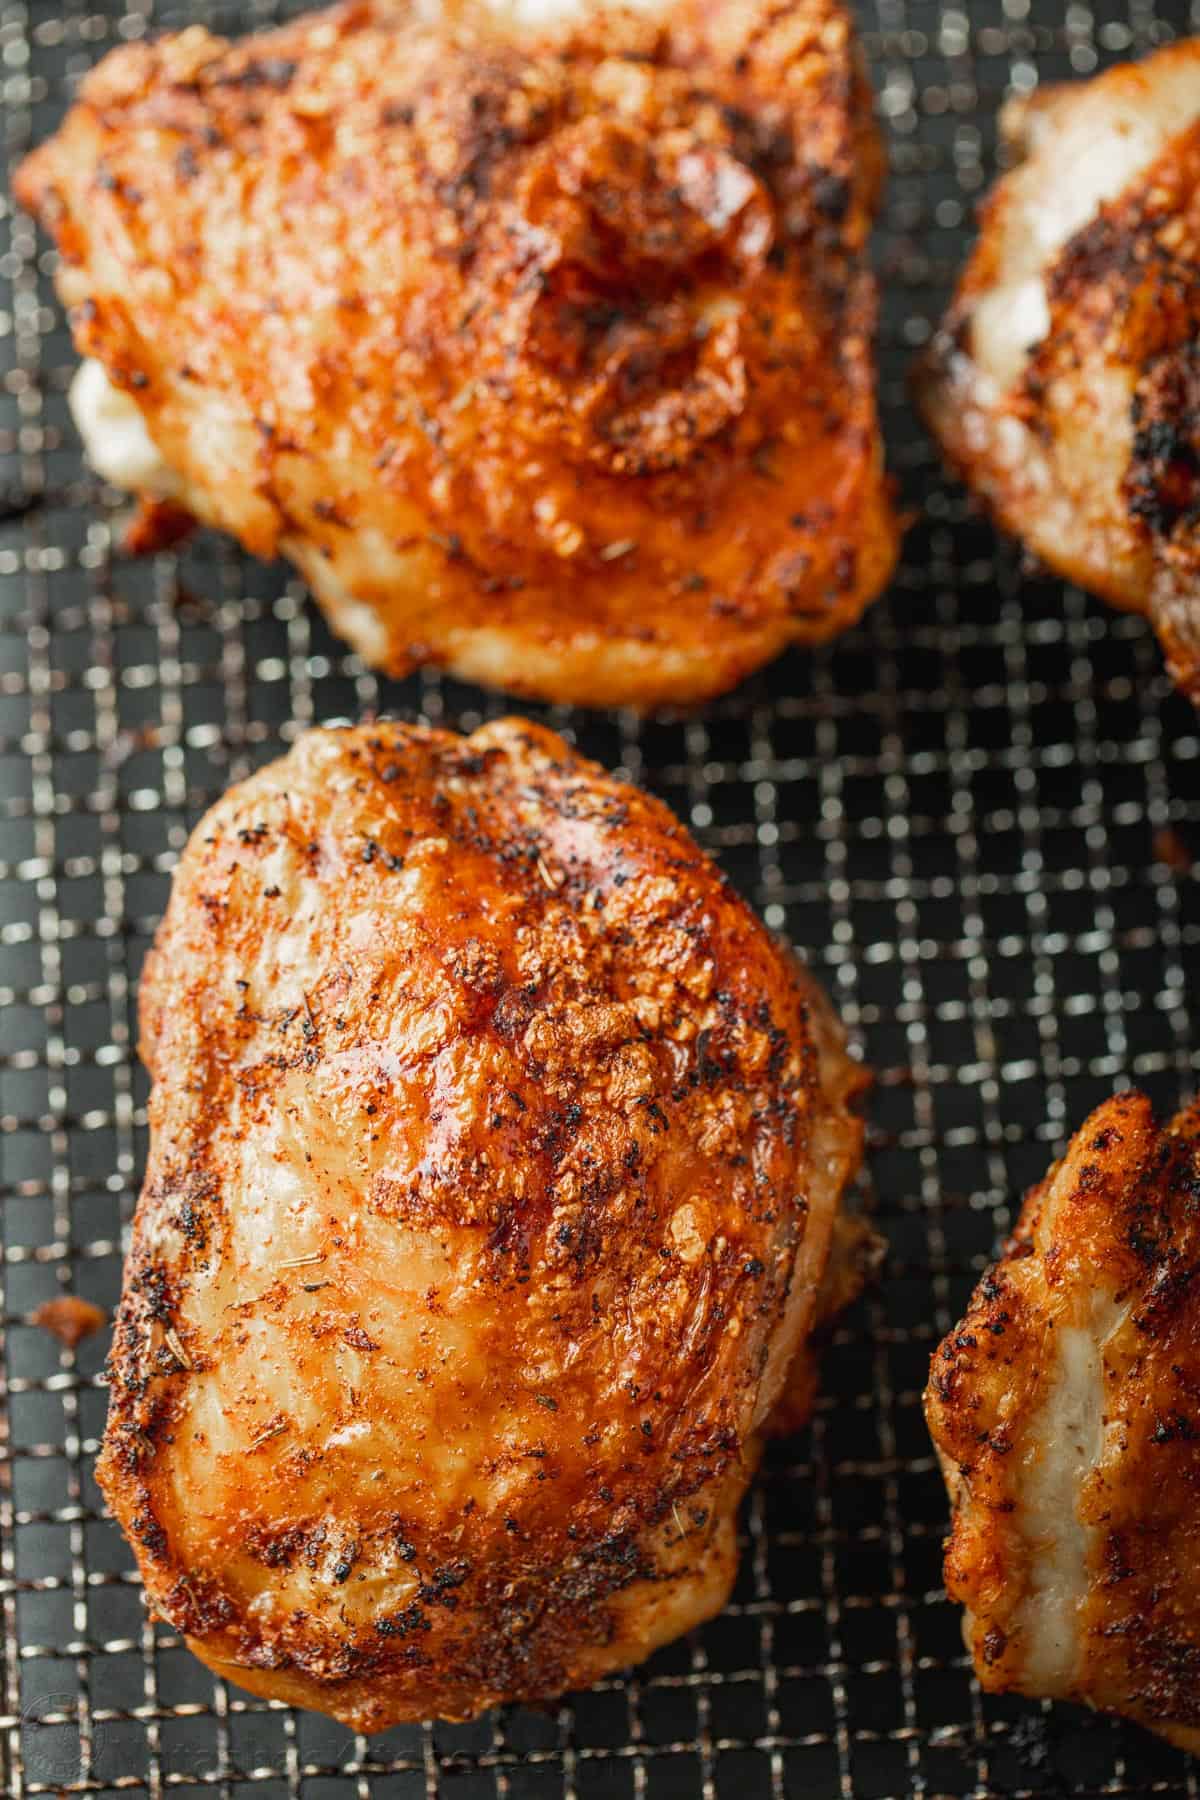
[2, 0, 1199, 1792]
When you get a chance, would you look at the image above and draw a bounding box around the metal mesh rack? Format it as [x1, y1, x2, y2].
[1, 0, 1199, 1792]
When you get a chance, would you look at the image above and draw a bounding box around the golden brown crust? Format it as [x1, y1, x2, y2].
[96, 717, 867, 1727]
[925, 1091, 1200, 1753]
[14, 0, 898, 710]
[915, 43, 1200, 701]
[766, 1206, 881, 1436]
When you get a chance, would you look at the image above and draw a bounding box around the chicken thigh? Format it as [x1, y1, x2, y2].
[926, 1091, 1200, 1751]
[14, 0, 899, 710]
[98, 718, 868, 1728]
[916, 41, 1200, 699]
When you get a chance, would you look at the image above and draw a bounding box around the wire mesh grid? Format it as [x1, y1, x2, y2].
[0, 0, 1199, 1793]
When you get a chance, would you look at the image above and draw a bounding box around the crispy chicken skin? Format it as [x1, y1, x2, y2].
[925, 1092, 1200, 1752]
[96, 718, 867, 1728]
[916, 42, 1200, 700]
[13, 0, 899, 710]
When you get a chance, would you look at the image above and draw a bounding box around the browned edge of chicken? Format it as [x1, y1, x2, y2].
[925, 1090, 1200, 1753]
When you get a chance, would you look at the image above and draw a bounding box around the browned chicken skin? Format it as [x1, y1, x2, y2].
[97, 718, 868, 1728]
[917, 41, 1200, 700]
[926, 1092, 1200, 1753]
[14, 0, 899, 710]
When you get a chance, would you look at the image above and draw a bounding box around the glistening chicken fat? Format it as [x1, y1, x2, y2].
[70, 358, 181, 499]
[97, 718, 869, 1728]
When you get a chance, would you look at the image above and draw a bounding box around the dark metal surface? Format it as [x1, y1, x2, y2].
[1, 0, 1199, 1792]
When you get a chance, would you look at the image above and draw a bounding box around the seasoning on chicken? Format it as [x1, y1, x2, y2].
[97, 717, 868, 1728]
[925, 1091, 1200, 1752]
[916, 41, 1200, 700]
[13, 0, 898, 711]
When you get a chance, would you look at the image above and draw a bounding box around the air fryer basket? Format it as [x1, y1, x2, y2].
[1, 0, 1198, 1792]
